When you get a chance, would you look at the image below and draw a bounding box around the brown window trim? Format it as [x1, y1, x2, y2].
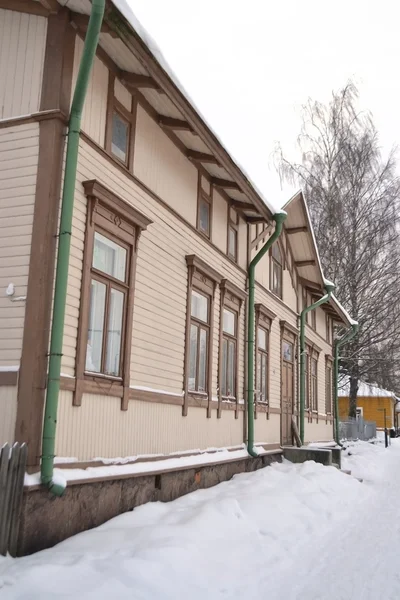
[227, 204, 239, 262]
[218, 279, 246, 419]
[105, 73, 137, 172]
[270, 242, 283, 299]
[254, 304, 273, 419]
[184, 255, 221, 417]
[74, 179, 152, 410]
[196, 171, 213, 239]
[280, 320, 298, 418]
[305, 343, 311, 411]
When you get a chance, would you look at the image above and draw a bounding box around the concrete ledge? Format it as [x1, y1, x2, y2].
[283, 447, 332, 466]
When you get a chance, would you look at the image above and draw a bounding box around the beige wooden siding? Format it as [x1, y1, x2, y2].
[254, 249, 269, 289]
[62, 138, 247, 401]
[56, 391, 244, 460]
[134, 105, 198, 225]
[304, 420, 334, 444]
[254, 413, 280, 445]
[114, 78, 132, 111]
[72, 36, 108, 147]
[0, 123, 39, 365]
[0, 9, 47, 119]
[212, 189, 227, 253]
[0, 386, 17, 446]
[316, 304, 327, 339]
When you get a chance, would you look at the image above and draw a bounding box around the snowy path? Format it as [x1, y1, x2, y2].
[0, 440, 399, 599]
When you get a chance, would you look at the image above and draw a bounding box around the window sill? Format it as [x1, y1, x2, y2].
[85, 372, 123, 383]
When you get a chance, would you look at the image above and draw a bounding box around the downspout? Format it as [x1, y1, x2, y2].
[247, 212, 286, 457]
[334, 323, 359, 445]
[299, 281, 335, 445]
[41, 0, 105, 495]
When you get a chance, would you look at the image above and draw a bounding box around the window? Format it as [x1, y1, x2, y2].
[105, 74, 136, 169]
[270, 243, 283, 298]
[189, 289, 210, 393]
[218, 279, 246, 416]
[86, 232, 128, 376]
[257, 326, 269, 403]
[221, 307, 237, 397]
[111, 111, 129, 163]
[311, 356, 318, 411]
[227, 207, 238, 261]
[302, 287, 308, 324]
[326, 362, 332, 414]
[75, 180, 152, 409]
[197, 174, 212, 238]
[185, 255, 221, 416]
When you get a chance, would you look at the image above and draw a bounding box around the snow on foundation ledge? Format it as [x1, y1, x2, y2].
[25, 445, 281, 488]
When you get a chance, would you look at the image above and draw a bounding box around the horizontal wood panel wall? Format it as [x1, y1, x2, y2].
[0, 9, 47, 119]
[56, 391, 244, 460]
[0, 123, 39, 365]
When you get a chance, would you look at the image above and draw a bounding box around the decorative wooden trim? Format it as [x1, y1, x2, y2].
[296, 260, 316, 267]
[0, 370, 18, 386]
[305, 337, 322, 354]
[187, 150, 219, 164]
[210, 177, 241, 191]
[74, 180, 152, 409]
[16, 11, 74, 467]
[286, 226, 308, 234]
[269, 407, 281, 415]
[220, 279, 247, 303]
[158, 116, 194, 132]
[121, 72, 162, 91]
[279, 320, 299, 337]
[70, 12, 118, 37]
[254, 303, 276, 322]
[185, 255, 222, 284]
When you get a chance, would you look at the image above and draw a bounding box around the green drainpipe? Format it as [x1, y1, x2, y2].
[299, 282, 335, 445]
[41, 0, 105, 495]
[334, 323, 359, 444]
[247, 212, 286, 457]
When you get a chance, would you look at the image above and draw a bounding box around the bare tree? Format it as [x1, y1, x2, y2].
[275, 82, 400, 417]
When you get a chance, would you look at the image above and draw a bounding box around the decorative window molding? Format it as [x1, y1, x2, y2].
[217, 279, 246, 418]
[183, 255, 221, 417]
[74, 180, 152, 410]
[325, 358, 333, 414]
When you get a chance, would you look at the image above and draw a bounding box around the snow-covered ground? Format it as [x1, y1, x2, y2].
[1, 439, 399, 599]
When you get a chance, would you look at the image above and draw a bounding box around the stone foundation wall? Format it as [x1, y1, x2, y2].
[18, 452, 282, 556]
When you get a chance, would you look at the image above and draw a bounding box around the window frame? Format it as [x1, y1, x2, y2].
[189, 288, 211, 395]
[75, 180, 152, 410]
[184, 255, 221, 417]
[254, 304, 275, 417]
[196, 172, 213, 239]
[105, 73, 137, 171]
[270, 242, 283, 299]
[227, 205, 239, 262]
[218, 279, 246, 418]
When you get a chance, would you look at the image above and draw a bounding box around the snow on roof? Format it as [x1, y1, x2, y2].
[338, 376, 396, 399]
[112, 0, 285, 217]
[331, 295, 358, 327]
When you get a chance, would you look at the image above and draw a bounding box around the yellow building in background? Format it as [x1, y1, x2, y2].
[338, 379, 399, 430]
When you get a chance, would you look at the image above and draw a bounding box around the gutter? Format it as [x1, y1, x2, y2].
[41, 0, 105, 496]
[334, 323, 359, 445]
[247, 213, 286, 457]
[299, 281, 335, 445]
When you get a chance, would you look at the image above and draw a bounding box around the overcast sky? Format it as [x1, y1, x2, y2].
[128, 0, 399, 208]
